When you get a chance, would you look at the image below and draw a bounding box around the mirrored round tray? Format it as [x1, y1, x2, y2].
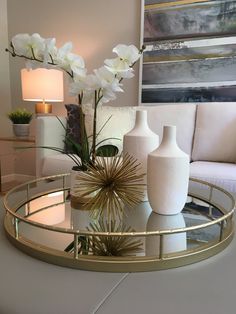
[3, 174, 235, 272]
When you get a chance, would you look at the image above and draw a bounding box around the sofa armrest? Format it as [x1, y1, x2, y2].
[35, 116, 66, 177]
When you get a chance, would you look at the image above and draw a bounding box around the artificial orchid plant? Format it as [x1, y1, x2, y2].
[6, 33, 144, 169]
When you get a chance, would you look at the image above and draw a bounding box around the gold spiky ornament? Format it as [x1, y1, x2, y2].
[73, 154, 145, 220]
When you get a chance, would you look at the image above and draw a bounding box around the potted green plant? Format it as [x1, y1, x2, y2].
[7, 108, 33, 137]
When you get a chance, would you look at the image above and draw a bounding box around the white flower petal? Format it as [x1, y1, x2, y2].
[12, 33, 32, 57]
[118, 68, 134, 79]
[113, 44, 140, 65]
[30, 33, 45, 58]
[104, 58, 131, 76]
[43, 38, 57, 64]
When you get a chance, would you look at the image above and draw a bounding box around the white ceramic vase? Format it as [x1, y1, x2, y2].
[147, 125, 190, 215]
[123, 110, 159, 201]
[146, 212, 186, 256]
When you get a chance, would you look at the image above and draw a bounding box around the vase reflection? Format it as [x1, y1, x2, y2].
[146, 212, 187, 256]
[71, 205, 95, 231]
[124, 201, 152, 232]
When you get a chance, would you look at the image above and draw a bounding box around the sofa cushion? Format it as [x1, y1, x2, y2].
[84, 104, 196, 156]
[83, 105, 136, 153]
[42, 154, 77, 176]
[192, 103, 236, 162]
[190, 161, 236, 193]
[139, 104, 197, 156]
[36, 116, 67, 177]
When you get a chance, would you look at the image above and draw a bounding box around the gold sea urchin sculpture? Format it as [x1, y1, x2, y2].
[73, 154, 145, 220]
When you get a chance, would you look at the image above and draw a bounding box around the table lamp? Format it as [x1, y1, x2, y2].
[21, 68, 64, 114]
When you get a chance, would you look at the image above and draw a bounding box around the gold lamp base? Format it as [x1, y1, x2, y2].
[35, 102, 52, 114]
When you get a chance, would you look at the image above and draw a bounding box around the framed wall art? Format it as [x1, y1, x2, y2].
[140, 0, 236, 103]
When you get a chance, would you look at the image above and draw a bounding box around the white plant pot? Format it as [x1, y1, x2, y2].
[13, 124, 30, 137]
[146, 212, 186, 256]
[147, 125, 190, 215]
[123, 110, 159, 201]
[70, 168, 89, 200]
[70, 168, 80, 198]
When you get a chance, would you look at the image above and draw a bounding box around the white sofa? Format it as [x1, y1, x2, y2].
[36, 103, 236, 193]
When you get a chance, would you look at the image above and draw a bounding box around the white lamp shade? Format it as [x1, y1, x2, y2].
[21, 68, 64, 102]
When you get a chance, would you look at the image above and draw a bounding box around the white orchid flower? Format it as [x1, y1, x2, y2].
[69, 74, 88, 96]
[43, 38, 57, 64]
[55, 42, 73, 68]
[93, 67, 124, 102]
[67, 53, 86, 76]
[94, 66, 123, 91]
[55, 42, 86, 76]
[85, 74, 102, 90]
[84, 83, 117, 105]
[94, 66, 114, 87]
[113, 44, 140, 66]
[101, 88, 117, 104]
[11, 33, 31, 56]
[102, 78, 124, 103]
[77, 74, 101, 105]
[70, 73, 104, 99]
[116, 68, 135, 79]
[12, 33, 45, 59]
[45, 38, 57, 55]
[94, 67, 123, 104]
[104, 57, 132, 77]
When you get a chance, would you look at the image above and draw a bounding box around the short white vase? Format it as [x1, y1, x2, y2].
[123, 110, 159, 201]
[146, 212, 186, 256]
[147, 125, 190, 215]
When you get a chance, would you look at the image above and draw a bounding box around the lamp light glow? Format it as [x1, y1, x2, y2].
[21, 68, 64, 114]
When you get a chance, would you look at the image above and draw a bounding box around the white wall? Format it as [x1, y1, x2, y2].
[0, 0, 15, 179]
[0, 0, 12, 136]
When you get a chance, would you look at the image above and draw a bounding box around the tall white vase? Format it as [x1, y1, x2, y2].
[147, 125, 190, 215]
[123, 110, 159, 201]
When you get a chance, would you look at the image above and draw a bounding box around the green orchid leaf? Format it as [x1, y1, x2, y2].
[64, 241, 75, 253]
[64, 134, 90, 163]
[96, 144, 119, 157]
[64, 236, 89, 255]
